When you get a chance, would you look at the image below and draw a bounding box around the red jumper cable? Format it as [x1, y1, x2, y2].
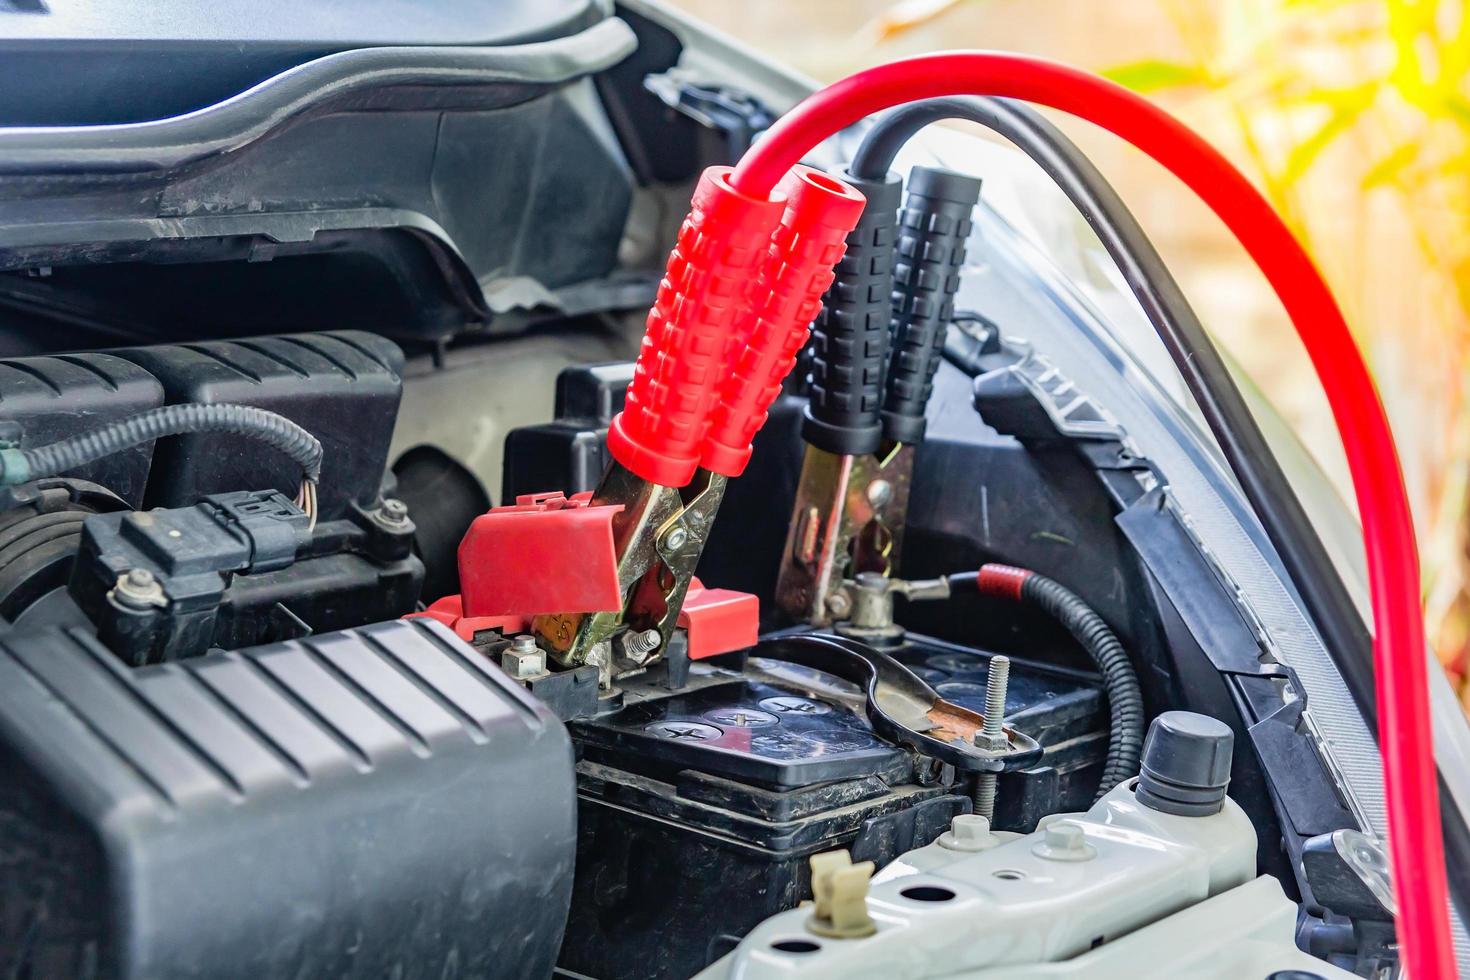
[681, 52, 1445, 978]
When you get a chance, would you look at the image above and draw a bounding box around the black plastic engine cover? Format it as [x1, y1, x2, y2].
[0, 618, 575, 979]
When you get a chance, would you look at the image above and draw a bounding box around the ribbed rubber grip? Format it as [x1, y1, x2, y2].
[607, 166, 786, 487]
[801, 168, 902, 456]
[881, 166, 982, 444]
[702, 167, 866, 477]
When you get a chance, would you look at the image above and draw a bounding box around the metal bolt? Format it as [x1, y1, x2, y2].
[379, 498, 409, 523]
[981, 657, 1010, 737]
[825, 590, 853, 619]
[113, 568, 165, 609]
[618, 628, 662, 665]
[663, 526, 689, 551]
[972, 656, 1011, 821]
[865, 479, 893, 509]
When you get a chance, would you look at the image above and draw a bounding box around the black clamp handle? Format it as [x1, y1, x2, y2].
[803, 168, 903, 456]
[881, 166, 982, 444]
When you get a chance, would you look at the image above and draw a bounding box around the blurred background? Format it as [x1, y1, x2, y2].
[668, 0, 1470, 706]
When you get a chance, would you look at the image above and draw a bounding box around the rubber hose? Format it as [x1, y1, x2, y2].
[2, 404, 323, 486]
[959, 563, 1145, 797]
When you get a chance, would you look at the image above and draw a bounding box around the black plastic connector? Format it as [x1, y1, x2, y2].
[881, 166, 981, 444]
[803, 168, 903, 456]
[70, 489, 422, 665]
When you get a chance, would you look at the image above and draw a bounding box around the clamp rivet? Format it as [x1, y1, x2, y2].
[865, 479, 893, 508]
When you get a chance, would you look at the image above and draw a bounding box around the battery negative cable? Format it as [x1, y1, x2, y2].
[949, 563, 1146, 798]
[724, 52, 1452, 979]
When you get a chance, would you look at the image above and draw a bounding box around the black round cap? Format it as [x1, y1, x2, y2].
[1134, 711, 1233, 817]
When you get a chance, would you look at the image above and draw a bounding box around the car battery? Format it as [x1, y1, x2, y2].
[558, 631, 1107, 980]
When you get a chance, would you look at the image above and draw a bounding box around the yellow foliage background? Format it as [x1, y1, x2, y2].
[670, 0, 1470, 700]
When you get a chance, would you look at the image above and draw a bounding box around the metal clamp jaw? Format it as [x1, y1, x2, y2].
[778, 165, 984, 629]
[532, 462, 728, 689]
[776, 444, 917, 626]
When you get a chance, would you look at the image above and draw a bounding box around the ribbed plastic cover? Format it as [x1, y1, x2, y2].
[0, 618, 576, 978]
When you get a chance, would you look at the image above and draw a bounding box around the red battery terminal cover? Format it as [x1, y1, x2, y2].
[456, 491, 624, 617]
[679, 578, 760, 659]
[406, 594, 527, 643]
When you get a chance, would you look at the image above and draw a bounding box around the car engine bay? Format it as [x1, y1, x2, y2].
[0, 2, 1440, 978]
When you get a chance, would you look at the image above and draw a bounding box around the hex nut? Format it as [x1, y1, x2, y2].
[500, 635, 546, 679]
[972, 730, 1010, 753]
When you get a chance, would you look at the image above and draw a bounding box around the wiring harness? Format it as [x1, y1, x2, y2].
[603, 50, 1452, 978]
[0, 404, 324, 527]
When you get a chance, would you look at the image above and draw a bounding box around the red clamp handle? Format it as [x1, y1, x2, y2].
[701, 167, 866, 477]
[607, 167, 786, 487]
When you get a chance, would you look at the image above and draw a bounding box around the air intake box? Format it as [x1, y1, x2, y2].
[0, 618, 575, 978]
[112, 331, 403, 521]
